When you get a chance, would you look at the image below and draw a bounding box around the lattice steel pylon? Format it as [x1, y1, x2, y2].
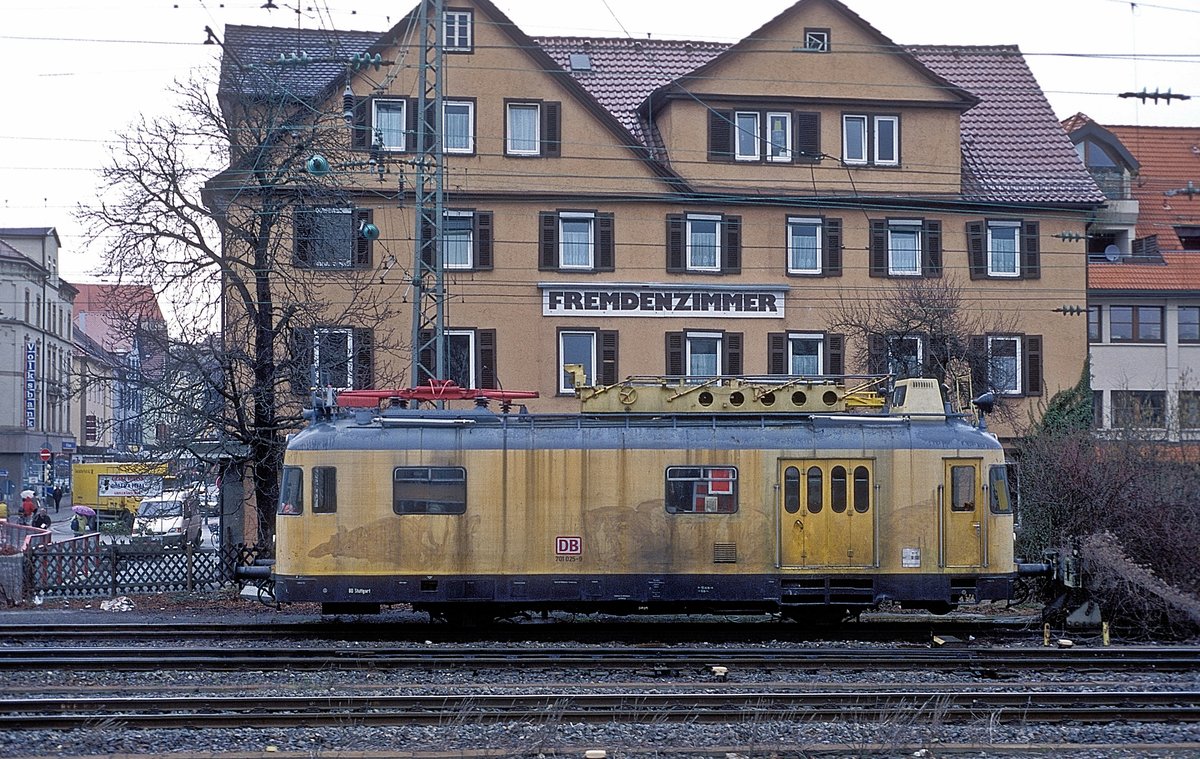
[411, 0, 446, 389]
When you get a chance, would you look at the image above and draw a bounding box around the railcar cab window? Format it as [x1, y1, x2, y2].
[393, 467, 467, 514]
[278, 466, 303, 515]
[988, 465, 1013, 515]
[312, 467, 337, 514]
[665, 466, 738, 514]
[950, 465, 976, 512]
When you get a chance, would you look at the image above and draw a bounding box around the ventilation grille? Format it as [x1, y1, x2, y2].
[713, 542, 738, 563]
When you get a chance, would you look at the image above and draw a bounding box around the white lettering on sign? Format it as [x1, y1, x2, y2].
[901, 547, 921, 568]
[539, 283, 786, 319]
[98, 474, 165, 498]
[555, 536, 582, 556]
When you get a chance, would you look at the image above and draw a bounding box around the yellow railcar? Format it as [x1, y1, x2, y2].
[274, 377, 1017, 619]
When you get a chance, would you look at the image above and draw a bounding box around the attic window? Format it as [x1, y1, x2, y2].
[569, 53, 592, 72]
[804, 29, 830, 52]
[1177, 226, 1200, 251]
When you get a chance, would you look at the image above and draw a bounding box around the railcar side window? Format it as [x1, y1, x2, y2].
[393, 467, 467, 514]
[312, 467, 337, 514]
[279, 466, 303, 515]
[989, 465, 1013, 514]
[830, 466, 847, 513]
[665, 466, 738, 514]
[950, 465, 976, 512]
[806, 466, 823, 513]
[783, 466, 800, 514]
[853, 465, 871, 513]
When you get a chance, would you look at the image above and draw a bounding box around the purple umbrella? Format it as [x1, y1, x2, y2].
[72, 505, 96, 517]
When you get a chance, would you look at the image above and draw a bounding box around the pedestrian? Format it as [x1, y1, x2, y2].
[21, 493, 35, 525]
[52, 485, 63, 513]
[0, 498, 7, 522]
[70, 512, 88, 535]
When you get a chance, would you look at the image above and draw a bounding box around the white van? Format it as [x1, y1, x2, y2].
[133, 489, 203, 548]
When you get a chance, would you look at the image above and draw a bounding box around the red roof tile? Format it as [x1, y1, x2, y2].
[1089, 252, 1200, 292]
[1105, 124, 1200, 249]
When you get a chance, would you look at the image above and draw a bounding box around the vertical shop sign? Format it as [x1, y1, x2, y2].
[24, 341, 37, 429]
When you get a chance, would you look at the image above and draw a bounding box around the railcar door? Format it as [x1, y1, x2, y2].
[779, 460, 874, 568]
[941, 459, 984, 568]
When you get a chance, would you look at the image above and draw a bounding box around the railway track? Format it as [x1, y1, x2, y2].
[1, 643, 1197, 672]
[4, 689, 1199, 729]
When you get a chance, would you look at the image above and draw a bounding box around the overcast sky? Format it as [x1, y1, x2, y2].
[2, 0, 1197, 281]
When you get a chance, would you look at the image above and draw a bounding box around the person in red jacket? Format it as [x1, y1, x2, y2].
[21, 494, 35, 525]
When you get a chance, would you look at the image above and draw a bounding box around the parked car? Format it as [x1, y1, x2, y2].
[132, 490, 203, 548]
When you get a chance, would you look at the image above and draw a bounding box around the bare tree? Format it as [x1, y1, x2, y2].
[827, 276, 1021, 414]
[77, 67, 404, 544]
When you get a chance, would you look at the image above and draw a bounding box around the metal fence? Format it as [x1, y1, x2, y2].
[25, 539, 267, 599]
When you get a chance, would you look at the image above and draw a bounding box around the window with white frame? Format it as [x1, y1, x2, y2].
[443, 10, 472, 51]
[559, 331, 596, 393]
[988, 336, 1022, 394]
[444, 101, 474, 153]
[789, 334, 823, 375]
[506, 102, 540, 155]
[314, 328, 354, 389]
[446, 330, 475, 390]
[873, 116, 898, 165]
[888, 220, 922, 275]
[442, 211, 474, 269]
[558, 212, 594, 269]
[843, 114, 899, 166]
[887, 335, 923, 378]
[734, 112, 760, 161]
[787, 217, 822, 274]
[687, 332, 722, 377]
[987, 221, 1020, 276]
[766, 112, 792, 161]
[373, 99, 406, 151]
[687, 215, 722, 271]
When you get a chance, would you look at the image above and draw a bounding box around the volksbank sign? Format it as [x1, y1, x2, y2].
[540, 283, 786, 319]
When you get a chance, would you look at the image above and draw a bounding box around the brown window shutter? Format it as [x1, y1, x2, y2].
[867, 334, 887, 374]
[708, 109, 733, 161]
[969, 335, 987, 395]
[722, 215, 742, 274]
[823, 217, 842, 276]
[966, 221, 986, 279]
[1021, 221, 1040, 279]
[420, 217, 435, 267]
[352, 327, 373, 390]
[418, 329, 435, 386]
[599, 330, 619, 385]
[724, 331, 743, 376]
[825, 334, 844, 376]
[405, 97, 418, 152]
[596, 212, 615, 271]
[1023, 334, 1043, 396]
[288, 328, 315, 395]
[768, 333, 787, 375]
[542, 101, 562, 157]
[869, 220, 887, 277]
[539, 212, 558, 270]
[666, 332, 684, 376]
[352, 98, 370, 150]
[922, 220, 942, 277]
[478, 329, 497, 389]
[294, 209, 313, 267]
[666, 214, 685, 273]
[475, 211, 493, 270]
[353, 208, 373, 267]
[795, 112, 821, 162]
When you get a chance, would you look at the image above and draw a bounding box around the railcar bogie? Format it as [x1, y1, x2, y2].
[274, 377, 1018, 622]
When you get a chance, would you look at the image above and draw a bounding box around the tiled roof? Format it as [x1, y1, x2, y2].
[1103, 124, 1200, 249]
[1090, 252, 1200, 292]
[220, 25, 384, 102]
[219, 21, 1103, 206]
[909, 46, 1102, 206]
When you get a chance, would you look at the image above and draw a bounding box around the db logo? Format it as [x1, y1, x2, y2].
[555, 536, 582, 555]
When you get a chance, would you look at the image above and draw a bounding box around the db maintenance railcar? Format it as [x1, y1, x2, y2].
[273, 376, 1017, 619]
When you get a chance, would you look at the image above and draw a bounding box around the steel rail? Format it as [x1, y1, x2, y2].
[2, 690, 1197, 729]
[0, 645, 1196, 672]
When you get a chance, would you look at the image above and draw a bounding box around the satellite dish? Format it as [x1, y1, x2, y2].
[1104, 244, 1122, 262]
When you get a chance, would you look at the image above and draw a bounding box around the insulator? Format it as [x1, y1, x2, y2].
[305, 154, 331, 177]
[342, 85, 355, 125]
[359, 222, 380, 241]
